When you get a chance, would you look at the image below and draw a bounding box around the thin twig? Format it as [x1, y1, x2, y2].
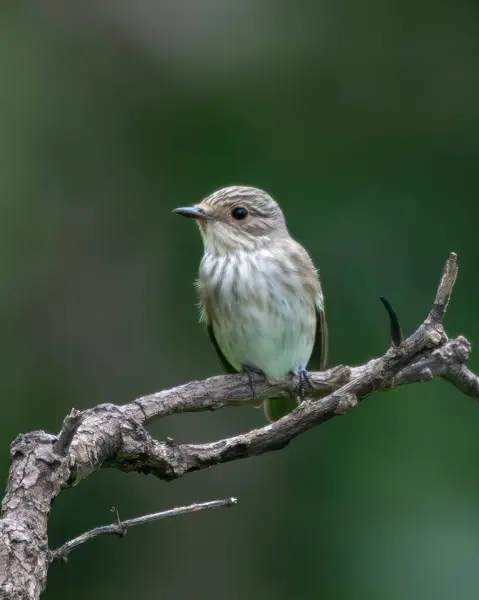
[428, 251, 458, 323]
[50, 497, 238, 563]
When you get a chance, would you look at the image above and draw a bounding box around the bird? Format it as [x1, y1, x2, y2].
[173, 185, 328, 421]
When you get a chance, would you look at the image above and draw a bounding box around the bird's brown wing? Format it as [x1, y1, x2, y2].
[198, 275, 238, 375]
[206, 324, 237, 374]
[307, 297, 328, 371]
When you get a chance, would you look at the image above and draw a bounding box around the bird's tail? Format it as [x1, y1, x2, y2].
[263, 397, 301, 422]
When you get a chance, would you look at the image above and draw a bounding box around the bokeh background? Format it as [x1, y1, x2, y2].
[1, 2, 479, 599]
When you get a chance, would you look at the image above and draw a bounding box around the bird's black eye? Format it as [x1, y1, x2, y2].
[231, 206, 248, 220]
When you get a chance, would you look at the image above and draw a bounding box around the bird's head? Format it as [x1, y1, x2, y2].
[173, 186, 287, 254]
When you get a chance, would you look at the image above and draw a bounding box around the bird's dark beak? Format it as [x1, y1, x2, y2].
[172, 206, 207, 219]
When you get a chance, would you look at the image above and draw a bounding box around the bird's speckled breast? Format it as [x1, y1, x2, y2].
[198, 249, 316, 378]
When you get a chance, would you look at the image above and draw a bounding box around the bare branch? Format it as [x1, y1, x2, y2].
[125, 365, 349, 424]
[51, 497, 237, 563]
[0, 252, 476, 600]
[109, 337, 473, 482]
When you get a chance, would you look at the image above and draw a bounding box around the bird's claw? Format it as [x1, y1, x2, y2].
[241, 364, 266, 404]
[293, 368, 313, 398]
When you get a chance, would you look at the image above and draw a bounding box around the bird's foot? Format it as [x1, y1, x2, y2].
[241, 364, 266, 405]
[291, 368, 313, 399]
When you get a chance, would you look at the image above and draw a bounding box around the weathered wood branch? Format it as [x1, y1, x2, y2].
[0, 252, 477, 599]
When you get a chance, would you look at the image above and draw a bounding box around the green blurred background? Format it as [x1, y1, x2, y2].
[1, 2, 479, 598]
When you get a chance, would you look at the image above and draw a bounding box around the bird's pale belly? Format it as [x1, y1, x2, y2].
[211, 291, 315, 379]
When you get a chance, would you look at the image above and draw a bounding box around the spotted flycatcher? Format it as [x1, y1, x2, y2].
[173, 186, 328, 421]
